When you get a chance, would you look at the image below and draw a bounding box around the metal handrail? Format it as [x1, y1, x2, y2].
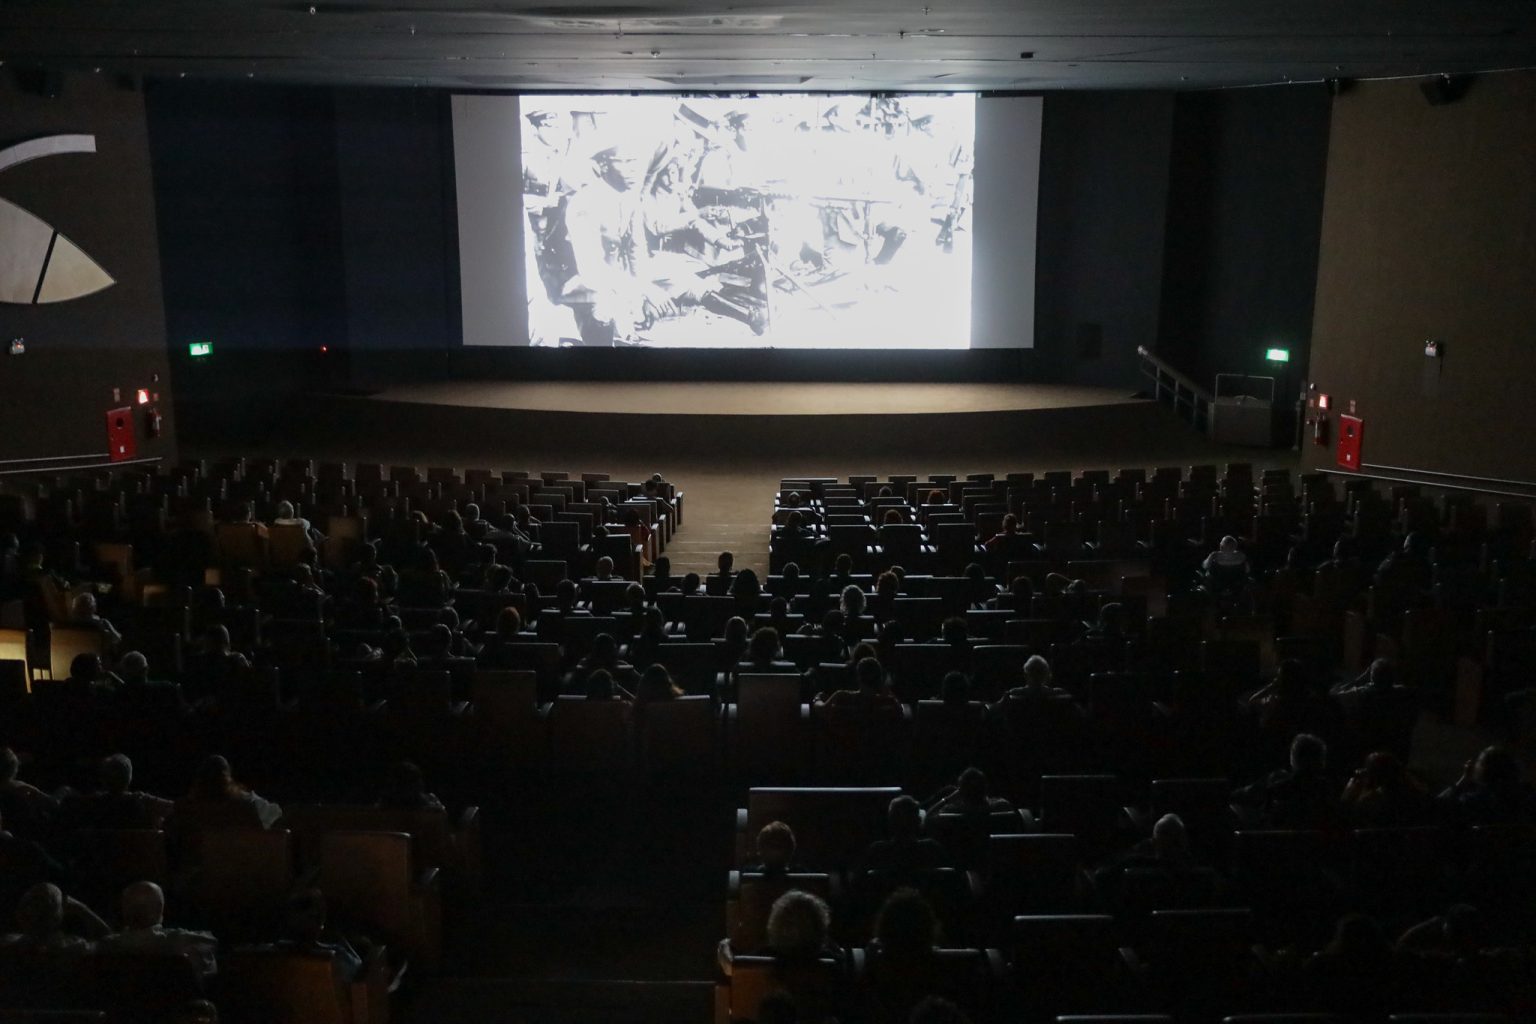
[1136, 345, 1213, 435]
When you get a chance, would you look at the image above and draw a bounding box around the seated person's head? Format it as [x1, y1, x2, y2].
[884, 509, 903, 526]
[874, 887, 938, 956]
[756, 820, 796, 871]
[820, 610, 845, 634]
[120, 880, 167, 930]
[101, 753, 134, 795]
[682, 572, 701, 595]
[555, 578, 579, 609]
[769, 596, 790, 619]
[749, 627, 782, 663]
[834, 553, 854, 576]
[275, 500, 296, 520]
[16, 883, 65, 940]
[1008, 575, 1033, 601]
[876, 572, 899, 598]
[887, 795, 923, 840]
[1096, 602, 1124, 635]
[463, 502, 481, 523]
[1290, 733, 1328, 775]
[71, 592, 98, 621]
[1022, 654, 1052, 689]
[1151, 813, 1188, 861]
[855, 656, 885, 693]
[1473, 745, 1520, 790]
[941, 616, 967, 645]
[585, 669, 617, 701]
[206, 624, 233, 653]
[425, 623, 454, 657]
[1000, 514, 1018, 535]
[766, 889, 830, 959]
[637, 664, 680, 701]
[653, 556, 671, 579]
[955, 767, 989, 807]
[1356, 751, 1405, 790]
[840, 585, 866, 618]
[732, 569, 760, 597]
[625, 582, 647, 608]
[782, 563, 801, 582]
[590, 633, 619, 664]
[596, 555, 615, 579]
[724, 616, 750, 645]
[191, 754, 236, 799]
[940, 670, 971, 704]
[1275, 658, 1310, 697]
[717, 551, 734, 573]
[496, 606, 523, 638]
[1219, 535, 1239, 554]
[69, 652, 103, 683]
[0, 747, 19, 785]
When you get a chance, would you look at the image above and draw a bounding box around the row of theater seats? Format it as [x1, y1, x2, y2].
[0, 458, 663, 1022]
[718, 787, 1535, 1023]
[713, 467, 1535, 1022]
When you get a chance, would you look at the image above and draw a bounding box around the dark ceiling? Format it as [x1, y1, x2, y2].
[4, 1, 1536, 92]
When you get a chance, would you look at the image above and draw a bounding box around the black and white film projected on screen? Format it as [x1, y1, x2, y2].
[520, 94, 975, 350]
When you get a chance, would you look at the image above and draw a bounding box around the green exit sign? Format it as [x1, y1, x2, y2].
[188, 342, 212, 358]
[1265, 347, 1290, 363]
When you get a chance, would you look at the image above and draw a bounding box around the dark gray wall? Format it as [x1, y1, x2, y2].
[333, 88, 458, 385]
[145, 81, 346, 401]
[1156, 86, 1332, 390]
[0, 70, 177, 465]
[1305, 72, 1536, 482]
[1034, 91, 1175, 389]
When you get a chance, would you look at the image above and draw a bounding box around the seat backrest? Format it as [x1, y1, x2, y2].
[47, 625, 106, 678]
[744, 787, 900, 871]
[0, 628, 29, 684]
[317, 830, 415, 944]
[1011, 913, 1119, 980]
[221, 947, 348, 1024]
[638, 695, 717, 772]
[91, 951, 205, 1019]
[1039, 775, 1120, 835]
[77, 828, 169, 896]
[266, 524, 312, 568]
[284, 805, 451, 873]
[192, 827, 295, 925]
[727, 955, 845, 1024]
[545, 696, 632, 772]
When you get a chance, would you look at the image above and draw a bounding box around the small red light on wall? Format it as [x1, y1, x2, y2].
[1317, 394, 1330, 411]
[136, 388, 150, 405]
[320, 345, 329, 353]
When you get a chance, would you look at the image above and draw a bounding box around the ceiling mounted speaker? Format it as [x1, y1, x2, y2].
[1420, 74, 1473, 105]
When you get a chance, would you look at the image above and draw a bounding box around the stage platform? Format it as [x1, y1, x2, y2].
[256, 379, 1255, 470]
[371, 381, 1143, 417]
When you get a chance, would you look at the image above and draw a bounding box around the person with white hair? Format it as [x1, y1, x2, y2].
[70, 591, 122, 650]
[100, 880, 218, 976]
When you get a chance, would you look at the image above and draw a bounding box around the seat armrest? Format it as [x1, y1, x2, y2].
[351, 944, 393, 1024]
[984, 948, 1008, 981]
[416, 866, 442, 891]
[456, 805, 480, 832]
[727, 870, 742, 896]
